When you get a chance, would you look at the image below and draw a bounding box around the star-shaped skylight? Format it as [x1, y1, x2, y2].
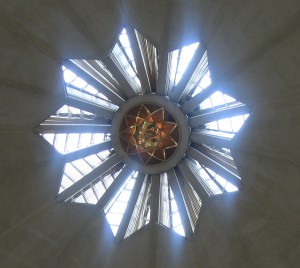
[35, 26, 250, 240]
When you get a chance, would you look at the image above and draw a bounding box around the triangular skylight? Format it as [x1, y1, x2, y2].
[35, 25, 250, 242]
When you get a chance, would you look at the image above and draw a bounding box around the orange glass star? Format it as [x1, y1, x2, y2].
[120, 104, 178, 165]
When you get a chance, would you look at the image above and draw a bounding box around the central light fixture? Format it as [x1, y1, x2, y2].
[111, 94, 190, 174]
[119, 103, 178, 165]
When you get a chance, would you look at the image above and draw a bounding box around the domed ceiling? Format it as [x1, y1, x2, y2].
[35, 26, 250, 240]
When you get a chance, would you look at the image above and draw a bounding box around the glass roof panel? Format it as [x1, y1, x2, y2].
[110, 28, 142, 94]
[167, 42, 199, 94]
[104, 172, 137, 236]
[63, 66, 109, 101]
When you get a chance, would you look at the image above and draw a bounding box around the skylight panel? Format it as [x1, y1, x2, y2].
[63, 66, 109, 101]
[191, 70, 212, 97]
[199, 91, 239, 111]
[175, 42, 199, 85]
[186, 158, 222, 196]
[41, 132, 108, 154]
[176, 177, 201, 230]
[169, 188, 185, 237]
[205, 113, 249, 136]
[84, 187, 98, 204]
[159, 174, 185, 236]
[54, 105, 95, 120]
[73, 195, 86, 204]
[71, 159, 93, 175]
[205, 168, 238, 193]
[66, 86, 118, 111]
[59, 150, 111, 193]
[134, 29, 158, 91]
[111, 28, 142, 94]
[104, 172, 137, 236]
[125, 177, 151, 238]
[166, 42, 199, 95]
[69, 168, 122, 204]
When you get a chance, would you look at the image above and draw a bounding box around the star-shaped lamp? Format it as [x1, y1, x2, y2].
[120, 104, 179, 165]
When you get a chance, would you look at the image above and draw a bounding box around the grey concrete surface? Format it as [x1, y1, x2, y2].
[0, 0, 299, 267]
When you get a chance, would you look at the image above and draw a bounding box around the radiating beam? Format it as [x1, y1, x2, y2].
[103, 57, 137, 98]
[57, 153, 121, 202]
[97, 165, 133, 209]
[62, 59, 124, 106]
[170, 44, 206, 102]
[62, 140, 112, 163]
[115, 173, 146, 243]
[177, 159, 209, 201]
[35, 123, 111, 134]
[44, 117, 110, 125]
[190, 130, 232, 148]
[126, 27, 151, 93]
[189, 104, 249, 128]
[167, 169, 193, 239]
[187, 147, 242, 188]
[66, 96, 115, 120]
[181, 84, 217, 114]
[156, 45, 168, 96]
[150, 174, 161, 224]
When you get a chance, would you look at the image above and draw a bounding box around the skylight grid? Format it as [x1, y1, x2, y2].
[111, 28, 142, 94]
[63, 66, 109, 101]
[184, 51, 210, 98]
[71, 59, 121, 95]
[159, 173, 185, 236]
[169, 188, 185, 236]
[191, 70, 211, 97]
[41, 132, 108, 154]
[69, 168, 122, 204]
[186, 158, 222, 196]
[59, 150, 111, 193]
[159, 174, 171, 227]
[134, 29, 158, 91]
[177, 176, 201, 230]
[205, 113, 249, 136]
[104, 171, 137, 236]
[166, 42, 199, 96]
[55, 105, 94, 119]
[200, 91, 239, 111]
[206, 168, 238, 193]
[200, 145, 239, 176]
[125, 177, 151, 238]
[66, 86, 118, 111]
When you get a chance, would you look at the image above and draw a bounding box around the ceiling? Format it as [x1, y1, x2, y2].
[0, 0, 299, 267]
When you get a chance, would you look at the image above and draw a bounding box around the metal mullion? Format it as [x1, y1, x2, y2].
[137, 179, 151, 228]
[91, 184, 99, 200]
[83, 158, 94, 169]
[52, 133, 57, 148]
[202, 165, 225, 193]
[81, 190, 89, 204]
[70, 162, 85, 176]
[229, 117, 235, 133]
[118, 41, 138, 75]
[64, 133, 69, 153]
[64, 172, 75, 183]
[172, 49, 182, 93]
[168, 186, 173, 229]
[102, 180, 108, 190]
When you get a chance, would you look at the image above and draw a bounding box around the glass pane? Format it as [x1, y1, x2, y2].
[218, 118, 232, 132]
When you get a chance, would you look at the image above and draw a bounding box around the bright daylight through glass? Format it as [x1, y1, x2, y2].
[36, 26, 250, 241]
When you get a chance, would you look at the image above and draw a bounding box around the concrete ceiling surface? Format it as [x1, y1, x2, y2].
[0, 0, 299, 267]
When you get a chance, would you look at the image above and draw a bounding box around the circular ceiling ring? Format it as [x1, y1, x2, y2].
[111, 94, 190, 174]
